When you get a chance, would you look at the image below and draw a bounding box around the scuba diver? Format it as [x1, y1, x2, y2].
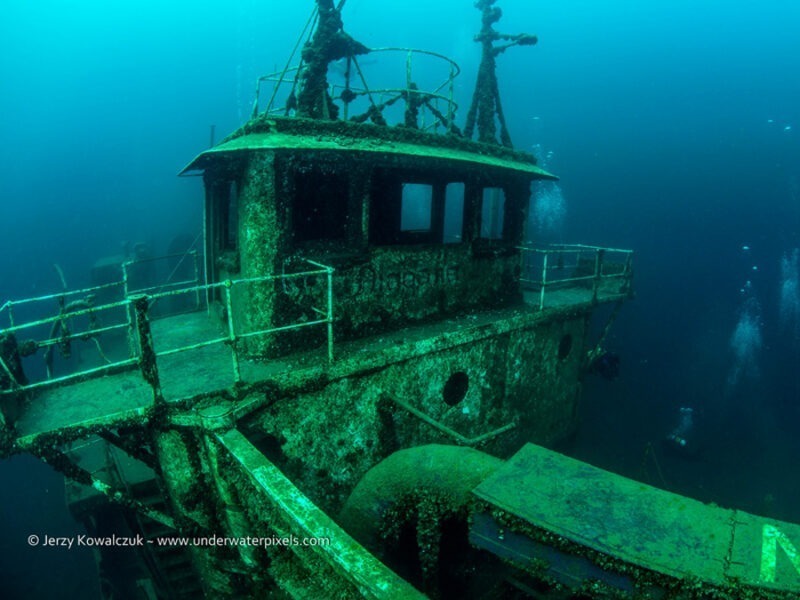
[587, 349, 621, 380]
[662, 407, 701, 459]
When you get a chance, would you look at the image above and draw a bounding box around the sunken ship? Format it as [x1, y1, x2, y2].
[2, 1, 799, 598]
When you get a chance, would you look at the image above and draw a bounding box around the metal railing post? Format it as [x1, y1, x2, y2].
[326, 267, 334, 363]
[132, 295, 162, 403]
[592, 249, 604, 304]
[126, 291, 137, 360]
[122, 261, 130, 298]
[539, 252, 549, 310]
[1, 261, 343, 395]
[224, 281, 241, 383]
[0, 355, 21, 390]
[192, 250, 201, 310]
[405, 50, 412, 91]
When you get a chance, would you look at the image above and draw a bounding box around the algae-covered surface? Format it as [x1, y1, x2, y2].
[473, 443, 800, 594]
[522, 277, 630, 309]
[217, 428, 426, 600]
[15, 311, 233, 439]
[182, 130, 555, 177]
[16, 371, 151, 438]
[13, 295, 592, 443]
[151, 311, 235, 400]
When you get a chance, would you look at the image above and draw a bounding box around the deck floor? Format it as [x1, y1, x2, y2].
[17, 371, 152, 436]
[14, 284, 624, 441]
[152, 311, 236, 400]
[523, 277, 629, 309]
[16, 311, 234, 439]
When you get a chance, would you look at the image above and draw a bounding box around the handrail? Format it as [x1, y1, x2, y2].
[254, 47, 460, 131]
[525, 243, 635, 255]
[0, 260, 336, 398]
[519, 244, 633, 310]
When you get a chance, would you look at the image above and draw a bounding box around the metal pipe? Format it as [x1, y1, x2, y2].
[0, 358, 138, 395]
[0, 355, 20, 389]
[350, 55, 378, 111]
[236, 318, 328, 340]
[122, 259, 130, 300]
[193, 250, 201, 310]
[223, 282, 241, 383]
[202, 188, 210, 315]
[36, 322, 128, 347]
[126, 278, 198, 296]
[90, 476, 175, 529]
[540, 252, 549, 310]
[326, 267, 334, 363]
[264, 6, 318, 116]
[155, 337, 230, 358]
[592, 249, 604, 304]
[1, 302, 125, 335]
[3, 281, 124, 310]
[343, 55, 352, 120]
[340, 444, 503, 554]
[388, 395, 516, 447]
[405, 49, 412, 91]
[122, 251, 199, 266]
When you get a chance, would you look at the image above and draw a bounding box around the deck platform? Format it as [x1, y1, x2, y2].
[472, 443, 800, 595]
[523, 277, 630, 310]
[10, 281, 624, 447]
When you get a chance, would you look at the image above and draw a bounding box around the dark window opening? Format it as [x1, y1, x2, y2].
[370, 171, 470, 246]
[224, 181, 238, 251]
[443, 183, 464, 244]
[480, 187, 505, 240]
[400, 184, 433, 232]
[209, 179, 240, 287]
[293, 167, 349, 243]
[558, 334, 573, 360]
[443, 371, 469, 406]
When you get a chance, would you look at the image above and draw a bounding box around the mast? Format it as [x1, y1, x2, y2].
[464, 0, 538, 147]
[295, 0, 369, 120]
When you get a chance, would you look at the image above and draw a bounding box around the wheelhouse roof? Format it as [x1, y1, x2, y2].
[180, 118, 557, 179]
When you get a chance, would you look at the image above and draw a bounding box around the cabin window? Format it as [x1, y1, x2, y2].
[369, 170, 448, 245]
[400, 183, 433, 232]
[480, 187, 506, 240]
[443, 183, 464, 244]
[293, 167, 348, 243]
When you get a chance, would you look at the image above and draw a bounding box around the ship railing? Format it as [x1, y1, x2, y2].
[0, 259, 334, 398]
[122, 250, 203, 311]
[253, 47, 460, 133]
[519, 244, 634, 310]
[0, 289, 139, 394]
[133, 259, 335, 392]
[0, 250, 203, 331]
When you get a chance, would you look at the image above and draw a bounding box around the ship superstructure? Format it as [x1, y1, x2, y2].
[3, 2, 797, 598]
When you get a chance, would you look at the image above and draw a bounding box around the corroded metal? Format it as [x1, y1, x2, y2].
[464, 0, 538, 147]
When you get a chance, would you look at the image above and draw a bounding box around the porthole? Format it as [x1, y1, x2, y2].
[443, 371, 469, 406]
